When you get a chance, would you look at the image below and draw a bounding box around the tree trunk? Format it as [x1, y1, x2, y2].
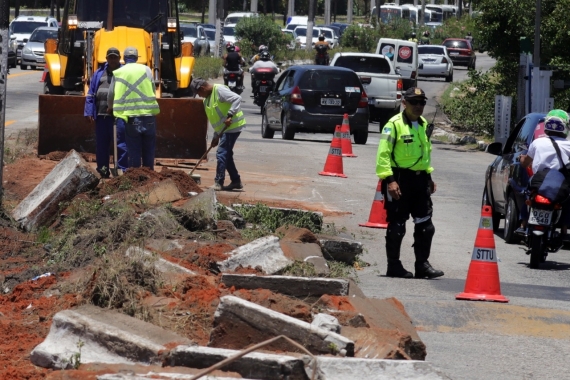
[264, 0, 267, 15]
[50, 0, 55, 17]
[15, 0, 20, 18]
[56, 0, 61, 21]
[201, 0, 206, 23]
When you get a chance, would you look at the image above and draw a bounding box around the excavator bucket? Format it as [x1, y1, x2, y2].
[37, 95, 208, 159]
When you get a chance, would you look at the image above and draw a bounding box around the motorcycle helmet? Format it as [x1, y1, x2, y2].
[260, 51, 270, 61]
[226, 42, 235, 52]
[544, 109, 570, 136]
[318, 34, 325, 41]
[258, 45, 268, 53]
[411, 32, 417, 38]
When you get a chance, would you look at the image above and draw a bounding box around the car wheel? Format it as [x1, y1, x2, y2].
[445, 71, 453, 83]
[20, 64, 27, 70]
[9, 61, 16, 69]
[281, 113, 295, 140]
[353, 129, 368, 145]
[261, 108, 274, 139]
[482, 187, 501, 232]
[504, 194, 519, 244]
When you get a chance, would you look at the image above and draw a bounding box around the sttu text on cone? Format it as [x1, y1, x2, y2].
[456, 205, 509, 303]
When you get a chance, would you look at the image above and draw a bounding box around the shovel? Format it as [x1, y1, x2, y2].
[110, 121, 123, 177]
[189, 124, 230, 182]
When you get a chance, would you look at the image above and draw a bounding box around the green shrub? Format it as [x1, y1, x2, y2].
[193, 56, 223, 79]
[340, 24, 379, 52]
[235, 15, 291, 60]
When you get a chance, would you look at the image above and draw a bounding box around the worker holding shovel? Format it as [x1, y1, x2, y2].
[191, 78, 246, 191]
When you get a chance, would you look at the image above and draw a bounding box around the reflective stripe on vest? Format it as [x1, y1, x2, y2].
[113, 64, 159, 120]
[203, 84, 246, 133]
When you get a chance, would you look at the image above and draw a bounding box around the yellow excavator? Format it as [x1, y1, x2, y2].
[38, 0, 207, 159]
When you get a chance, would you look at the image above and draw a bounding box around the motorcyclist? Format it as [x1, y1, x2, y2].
[314, 35, 330, 65]
[420, 30, 430, 45]
[249, 50, 279, 95]
[519, 110, 570, 241]
[465, 31, 474, 47]
[250, 45, 268, 65]
[223, 42, 245, 90]
[408, 32, 418, 43]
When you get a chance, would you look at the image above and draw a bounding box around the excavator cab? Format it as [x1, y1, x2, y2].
[38, 0, 207, 160]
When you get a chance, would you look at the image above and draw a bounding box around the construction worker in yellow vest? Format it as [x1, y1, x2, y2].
[108, 46, 159, 170]
[376, 87, 443, 280]
[190, 78, 246, 191]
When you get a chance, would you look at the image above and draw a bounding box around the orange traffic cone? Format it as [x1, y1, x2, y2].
[319, 125, 347, 178]
[340, 114, 356, 158]
[40, 68, 48, 82]
[359, 179, 388, 229]
[456, 205, 509, 303]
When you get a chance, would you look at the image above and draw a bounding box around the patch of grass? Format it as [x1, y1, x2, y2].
[280, 261, 318, 277]
[193, 56, 223, 79]
[328, 260, 357, 279]
[234, 203, 322, 233]
[280, 260, 357, 280]
[240, 226, 273, 242]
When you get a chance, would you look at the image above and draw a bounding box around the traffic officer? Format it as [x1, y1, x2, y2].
[107, 46, 160, 170]
[376, 87, 444, 279]
[190, 78, 246, 191]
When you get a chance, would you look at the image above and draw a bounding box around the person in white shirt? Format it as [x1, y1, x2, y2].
[520, 109, 570, 239]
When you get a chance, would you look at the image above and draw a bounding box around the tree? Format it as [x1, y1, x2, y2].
[234, 15, 290, 59]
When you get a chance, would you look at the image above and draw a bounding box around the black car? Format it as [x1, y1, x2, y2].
[483, 112, 546, 242]
[262, 65, 370, 144]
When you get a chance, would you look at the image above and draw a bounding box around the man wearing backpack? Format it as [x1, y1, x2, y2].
[520, 109, 570, 241]
[314, 35, 330, 65]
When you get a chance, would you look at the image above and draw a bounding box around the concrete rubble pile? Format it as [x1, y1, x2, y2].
[13, 161, 449, 379]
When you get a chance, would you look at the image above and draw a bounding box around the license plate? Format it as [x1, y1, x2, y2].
[37, 59, 45, 63]
[449, 52, 459, 55]
[321, 98, 341, 106]
[528, 208, 553, 225]
[259, 86, 267, 92]
[228, 81, 236, 87]
[368, 99, 375, 105]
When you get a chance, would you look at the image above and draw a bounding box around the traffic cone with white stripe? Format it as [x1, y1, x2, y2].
[319, 125, 347, 178]
[340, 114, 356, 157]
[40, 67, 48, 82]
[456, 205, 509, 302]
[359, 179, 388, 229]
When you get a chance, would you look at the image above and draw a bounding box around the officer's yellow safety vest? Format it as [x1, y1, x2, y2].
[112, 63, 159, 122]
[203, 84, 246, 134]
[376, 112, 434, 179]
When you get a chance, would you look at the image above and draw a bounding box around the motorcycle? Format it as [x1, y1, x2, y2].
[223, 69, 244, 95]
[314, 44, 329, 65]
[524, 191, 563, 269]
[250, 67, 277, 108]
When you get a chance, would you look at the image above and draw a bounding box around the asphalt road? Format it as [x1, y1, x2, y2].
[4, 53, 570, 379]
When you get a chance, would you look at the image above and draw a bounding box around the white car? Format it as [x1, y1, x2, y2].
[293, 26, 321, 49]
[417, 45, 453, 82]
[319, 27, 338, 48]
[225, 12, 257, 25]
[203, 28, 217, 54]
[281, 29, 297, 50]
[223, 24, 238, 46]
[10, 15, 59, 63]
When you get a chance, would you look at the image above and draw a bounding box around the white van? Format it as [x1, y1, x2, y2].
[375, 38, 420, 90]
[286, 16, 308, 26]
[224, 12, 257, 25]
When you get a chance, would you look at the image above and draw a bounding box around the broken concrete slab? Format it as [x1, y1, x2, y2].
[168, 345, 307, 380]
[126, 246, 198, 277]
[280, 241, 329, 275]
[276, 225, 319, 243]
[30, 305, 192, 369]
[217, 236, 293, 274]
[341, 326, 410, 360]
[139, 207, 185, 234]
[318, 235, 363, 264]
[220, 274, 349, 298]
[97, 373, 250, 380]
[223, 205, 246, 229]
[12, 150, 100, 231]
[209, 295, 354, 356]
[312, 313, 341, 334]
[141, 178, 183, 205]
[312, 356, 451, 380]
[175, 188, 218, 230]
[234, 204, 323, 230]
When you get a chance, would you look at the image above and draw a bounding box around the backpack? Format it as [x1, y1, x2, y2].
[316, 44, 328, 53]
[528, 138, 570, 204]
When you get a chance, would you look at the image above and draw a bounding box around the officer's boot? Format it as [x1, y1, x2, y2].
[413, 220, 444, 279]
[385, 221, 412, 278]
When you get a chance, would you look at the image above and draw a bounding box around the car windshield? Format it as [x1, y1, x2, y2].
[29, 29, 58, 42]
[225, 17, 242, 24]
[443, 40, 469, 49]
[180, 25, 198, 38]
[418, 46, 445, 55]
[295, 28, 319, 37]
[335, 56, 392, 74]
[322, 30, 333, 38]
[11, 22, 46, 34]
[223, 27, 235, 36]
[204, 29, 215, 39]
[300, 70, 360, 91]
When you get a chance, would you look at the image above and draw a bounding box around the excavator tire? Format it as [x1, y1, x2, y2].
[38, 95, 208, 159]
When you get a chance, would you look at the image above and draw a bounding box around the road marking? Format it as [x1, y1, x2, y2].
[8, 71, 41, 79]
[5, 120, 15, 127]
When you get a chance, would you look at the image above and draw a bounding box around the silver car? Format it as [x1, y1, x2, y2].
[417, 45, 453, 82]
[180, 23, 211, 57]
[20, 26, 59, 70]
[203, 28, 217, 54]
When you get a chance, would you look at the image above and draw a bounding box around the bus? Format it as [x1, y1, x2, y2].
[425, 5, 456, 22]
[379, 4, 402, 24]
[400, 4, 433, 25]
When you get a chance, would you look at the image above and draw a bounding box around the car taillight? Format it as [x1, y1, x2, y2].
[360, 76, 371, 85]
[291, 86, 303, 105]
[411, 70, 416, 79]
[262, 80, 267, 83]
[397, 79, 403, 93]
[535, 195, 551, 205]
[442, 57, 448, 63]
[358, 90, 368, 108]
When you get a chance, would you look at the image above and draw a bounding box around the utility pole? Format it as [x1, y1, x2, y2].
[251, 0, 258, 12]
[306, 0, 315, 52]
[214, 0, 226, 58]
[533, 0, 540, 68]
[0, 0, 9, 204]
[420, 0, 425, 26]
[209, 0, 216, 25]
[324, 0, 331, 25]
[347, 0, 353, 23]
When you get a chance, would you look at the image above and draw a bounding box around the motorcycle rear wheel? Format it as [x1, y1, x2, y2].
[529, 231, 544, 269]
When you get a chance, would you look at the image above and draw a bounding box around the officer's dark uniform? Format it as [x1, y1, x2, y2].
[376, 87, 444, 279]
